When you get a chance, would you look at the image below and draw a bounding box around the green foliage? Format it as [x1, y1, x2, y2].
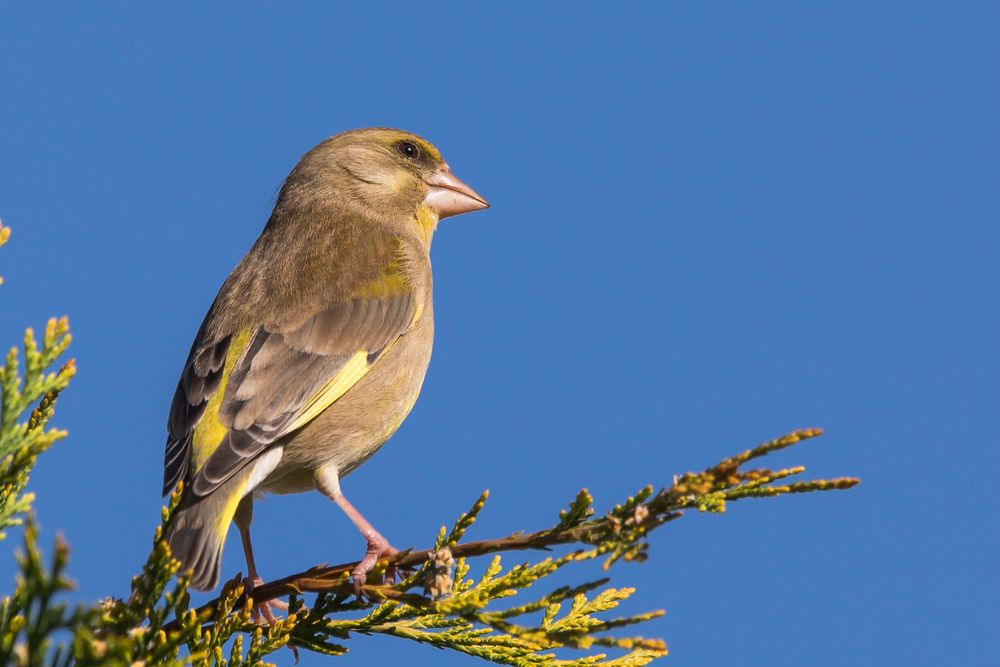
[0, 523, 93, 667]
[0, 223, 74, 544]
[0, 310, 75, 540]
[0, 221, 860, 665]
[0, 223, 75, 539]
[277, 490, 666, 666]
[79, 486, 301, 665]
[161, 426, 853, 666]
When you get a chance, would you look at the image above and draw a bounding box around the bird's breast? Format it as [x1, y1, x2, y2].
[260, 300, 434, 493]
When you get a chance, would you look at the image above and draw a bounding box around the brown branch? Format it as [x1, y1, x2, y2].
[163, 427, 859, 633]
[167, 512, 679, 632]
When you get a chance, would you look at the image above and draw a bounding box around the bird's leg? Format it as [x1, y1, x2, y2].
[234, 496, 288, 624]
[332, 491, 400, 593]
[315, 466, 398, 597]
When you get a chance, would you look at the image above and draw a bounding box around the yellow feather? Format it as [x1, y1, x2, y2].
[286, 349, 371, 433]
[192, 328, 254, 470]
[356, 249, 422, 325]
[415, 203, 439, 245]
[189, 262, 416, 475]
[360, 258, 410, 299]
[215, 479, 247, 539]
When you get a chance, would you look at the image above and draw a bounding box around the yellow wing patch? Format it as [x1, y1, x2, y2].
[192, 328, 254, 470]
[215, 478, 247, 539]
[189, 255, 416, 476]
[286, 349, 371, 433]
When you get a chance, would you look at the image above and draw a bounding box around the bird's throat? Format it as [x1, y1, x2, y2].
[414, 203, 439, 245]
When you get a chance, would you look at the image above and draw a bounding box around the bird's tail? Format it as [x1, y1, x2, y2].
[166, 475, 248, 591]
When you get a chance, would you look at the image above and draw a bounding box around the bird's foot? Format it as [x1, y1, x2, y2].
[246, 575, 288, 625]
[351, 533, 399, 598]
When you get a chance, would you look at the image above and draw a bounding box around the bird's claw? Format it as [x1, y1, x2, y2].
[351, 536, 399, 598]
[246, 575, 288, 625]
[246, 577, 296, 660]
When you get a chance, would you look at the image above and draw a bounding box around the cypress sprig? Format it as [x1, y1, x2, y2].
[0, 223, 860, 665]
[163, 425, 856, 663]
[0, 522, 93, 667]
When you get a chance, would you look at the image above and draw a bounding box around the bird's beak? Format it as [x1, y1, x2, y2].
[423, 165, 489, 218]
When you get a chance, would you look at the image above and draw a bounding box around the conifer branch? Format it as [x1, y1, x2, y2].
[166, 427, 856, 666]
[0, 221, 861, 665]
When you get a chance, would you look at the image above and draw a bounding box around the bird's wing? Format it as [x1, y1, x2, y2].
[163, 255, 418, 498]
[163, 322, 230, 495]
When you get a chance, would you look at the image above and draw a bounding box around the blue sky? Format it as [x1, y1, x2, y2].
[1, 2, 997, 665]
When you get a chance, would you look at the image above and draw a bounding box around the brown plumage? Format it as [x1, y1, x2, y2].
[162, 128, 488, 610]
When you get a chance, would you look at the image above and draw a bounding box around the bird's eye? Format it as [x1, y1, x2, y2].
[396, 141, 420, 160]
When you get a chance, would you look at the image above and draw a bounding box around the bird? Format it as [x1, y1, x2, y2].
[161, 128, 488, 620]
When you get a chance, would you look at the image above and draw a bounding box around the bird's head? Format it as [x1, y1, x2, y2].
[279, 128, 489, 239]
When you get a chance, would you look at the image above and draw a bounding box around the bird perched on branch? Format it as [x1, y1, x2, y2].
[161, 128, 488, 620]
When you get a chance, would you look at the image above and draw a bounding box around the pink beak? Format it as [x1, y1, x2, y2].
[423, 165, 489, 218]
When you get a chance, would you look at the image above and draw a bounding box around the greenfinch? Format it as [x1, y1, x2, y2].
[162, 128, 488, 617]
